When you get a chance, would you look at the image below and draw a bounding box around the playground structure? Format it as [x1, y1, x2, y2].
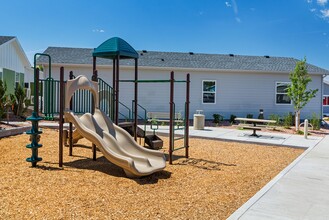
[26, 37, 190, 173]
[59, 73, 166, 177]
[91, 37, 190, 164]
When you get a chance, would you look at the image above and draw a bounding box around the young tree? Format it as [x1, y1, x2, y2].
[287, 58, 318, 131]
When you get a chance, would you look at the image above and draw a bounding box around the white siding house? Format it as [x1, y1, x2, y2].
[0, 36, 33, 95]
[38, 47, 329, 120]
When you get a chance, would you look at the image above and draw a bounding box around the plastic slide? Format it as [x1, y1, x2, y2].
[64, 108, 166, 178]
[71, 129, 82, 144]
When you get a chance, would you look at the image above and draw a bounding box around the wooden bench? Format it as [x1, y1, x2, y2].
[147, 112, 183, 127]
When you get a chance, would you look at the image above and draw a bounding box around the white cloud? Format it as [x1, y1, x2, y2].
[92, 29, 105, 33]
[321, 9, 329, 17]
[310, 8, 317, 12]
[307, 0, 312, 3]
[225, 0, 240, 23]
[317, 0, 328, 6]
[231, 0, 238, 14]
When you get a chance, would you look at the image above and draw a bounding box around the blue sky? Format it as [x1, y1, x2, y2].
[1, 0, 329, 70]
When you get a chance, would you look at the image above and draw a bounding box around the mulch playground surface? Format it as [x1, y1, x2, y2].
[0, 129, 303, 219]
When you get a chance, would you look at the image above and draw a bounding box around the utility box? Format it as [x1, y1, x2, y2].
[193, 110, 205, 130]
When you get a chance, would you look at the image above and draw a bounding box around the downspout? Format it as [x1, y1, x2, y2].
[321, 75, 324, 119]
[322, 74, 328, 119]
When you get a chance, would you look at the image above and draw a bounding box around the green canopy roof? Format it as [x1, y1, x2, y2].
[93, 37, 139, 59]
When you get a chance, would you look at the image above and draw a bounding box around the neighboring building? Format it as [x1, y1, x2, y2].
[38, 47, 329, 119]
[323, 79, 329, 116]
[0, 36, 33, 95]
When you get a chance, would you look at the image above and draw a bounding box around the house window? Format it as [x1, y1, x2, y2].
[276, 82, 291, 104]
[323, 96, 329, 106]
[15, 72, 20, 88]
[202, 80, 216, 104]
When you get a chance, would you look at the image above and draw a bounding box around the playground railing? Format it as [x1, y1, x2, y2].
[98, 78, 114, 120]
[118, 101, 131, 122]
[132, 100, 147, 122]
[39, 78, 60, 119]
[38, 75, 133, 120]
[132, 100, 148, 136]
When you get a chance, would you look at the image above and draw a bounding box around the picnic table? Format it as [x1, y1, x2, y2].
[235, 117, 276, 137]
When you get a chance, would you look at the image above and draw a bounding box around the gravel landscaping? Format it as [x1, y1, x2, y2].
[0, 129, 303, 219]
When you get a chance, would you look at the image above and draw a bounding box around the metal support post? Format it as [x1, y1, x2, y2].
[169, 71, 174, 164]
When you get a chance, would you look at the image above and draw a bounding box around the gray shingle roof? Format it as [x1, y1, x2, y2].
[37, 47, 329, 75]
[0, 36, 15, 46]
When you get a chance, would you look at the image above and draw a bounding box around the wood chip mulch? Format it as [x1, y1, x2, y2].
[0, 129, 304, 219]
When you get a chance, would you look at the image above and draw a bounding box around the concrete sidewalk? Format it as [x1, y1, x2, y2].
[37, 121, 322, 149]
[228, 135, 329, 219]
[144, 125, 323, 149]
[146, 125, 329, 219]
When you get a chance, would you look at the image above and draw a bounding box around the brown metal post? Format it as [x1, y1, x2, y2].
[92, 56, 96, 73]
[169, 71, 174, 164]
[112, 58, 116, 121]
[185, 73, 190, 158]
[134, 58, 138, 141]
[69, 71, 74, 156]
[115, 56, 120, 125]
[91, 70, 98, 161]
[59, 67, 64, 167]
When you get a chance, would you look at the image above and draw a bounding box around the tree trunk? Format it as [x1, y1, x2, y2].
[295, 110, 300, 131]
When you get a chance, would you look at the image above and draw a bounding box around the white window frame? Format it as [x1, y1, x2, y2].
[323, 95, 329, 106]
[15, 72, 20, 88]
[275, 82, 292, 105]
[202, 80, 216, 104]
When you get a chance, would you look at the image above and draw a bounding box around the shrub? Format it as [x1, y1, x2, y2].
[229, 114, 237, 123]
[296, 130, 304, 135]
[269, 114, 281, 126]
[310, 113, 321, 130]
[246, 114, 253, 118]
[11, 84, 28, 117]
[283, 112, 294, 128]
[0, 80, 7, 118]
[258, 109, 264, 119]
[213, 114, 224, 124]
